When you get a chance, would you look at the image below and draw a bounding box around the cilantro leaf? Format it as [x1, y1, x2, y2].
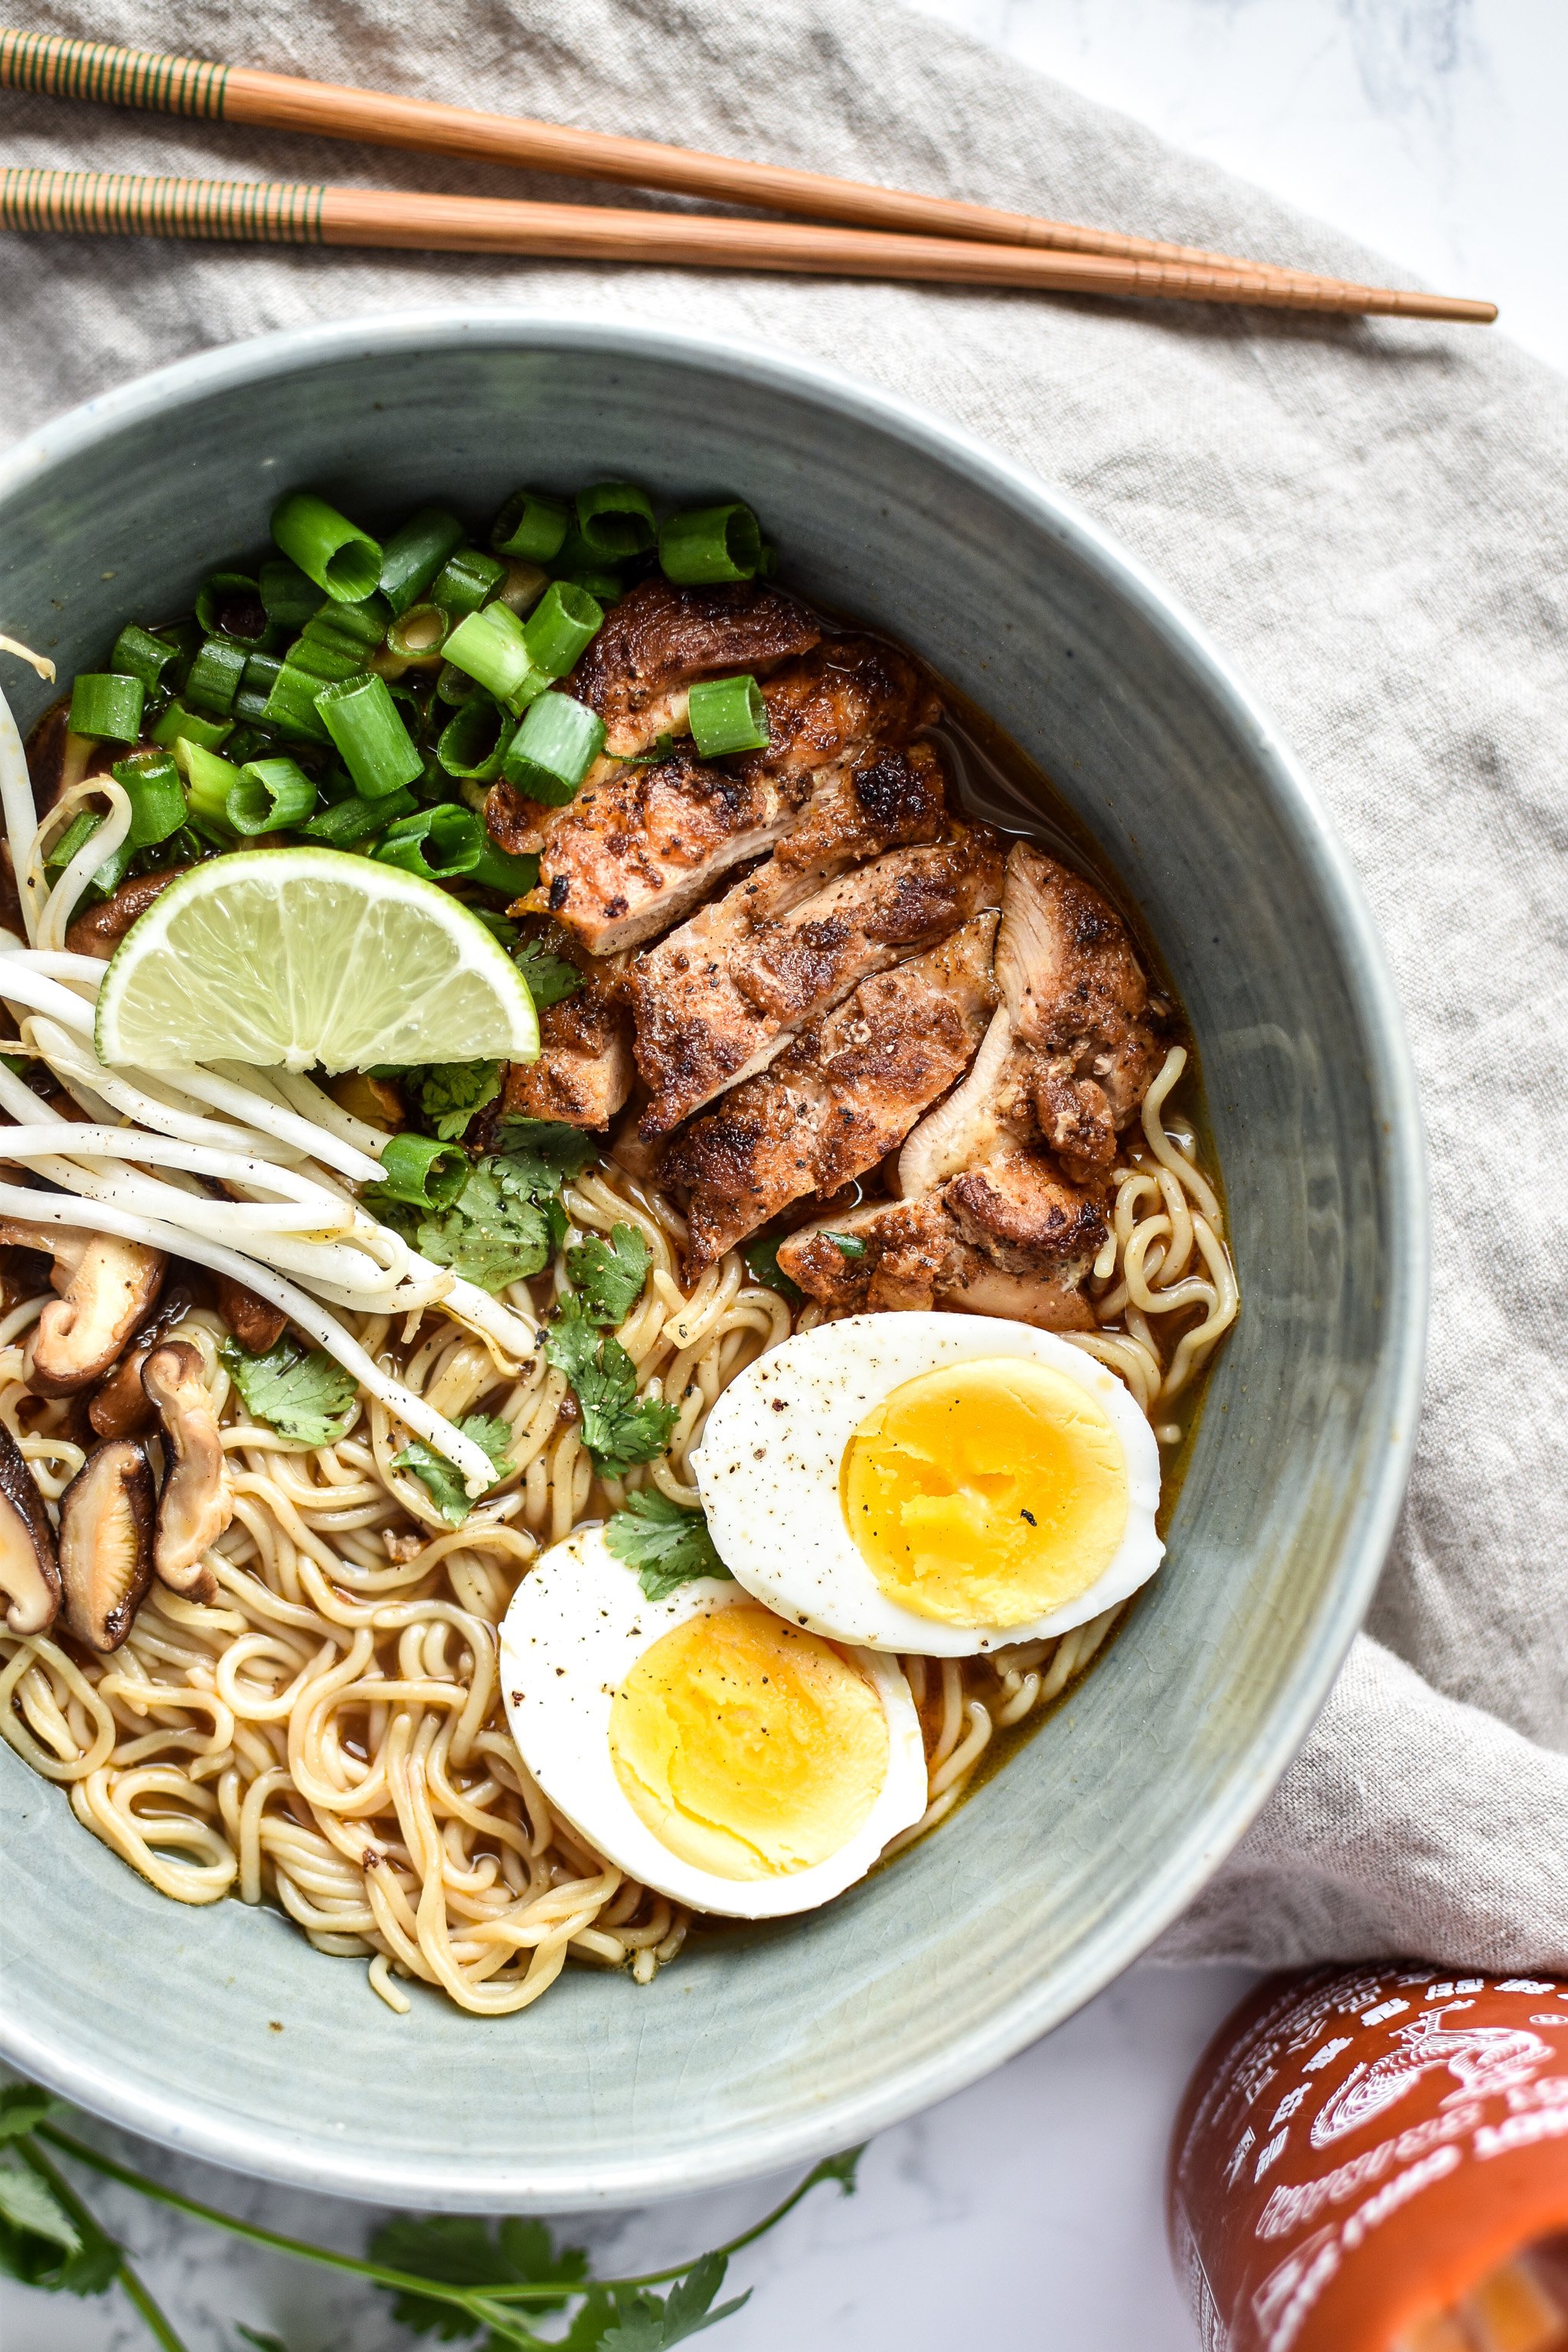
[394, 1414, 513, 1525]
[544, 1299, 678, 1478]
[597, 2254, 747, 2352]
[514, 941, 583, 1011]
[0, 2086, 55, 2143]
[410, 1060, 503, 1142]
[0, 2157, 119, 2297]
[605, 1492, 730, 1601]
[370, 2212, 587, 2340]
[805, 2144, 865, 2196]
[404, 1161, 554, 1293]
[494, 1116, 598, 1181]
[740, 1235, 803, 1305]
[567, 1223, 650, 1328]
[221, 1335, 358, 1446]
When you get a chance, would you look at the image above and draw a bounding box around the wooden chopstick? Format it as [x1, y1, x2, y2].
[0, 29, 1497, 320]
[0, 165, 1499, 321]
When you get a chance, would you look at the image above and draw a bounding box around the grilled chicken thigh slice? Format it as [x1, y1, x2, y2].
[776, 1197, 1102, 1331]
[502, 976, 635, 1131]
[662, 914, 998, 1266]
[632, 822, 1004, 1138]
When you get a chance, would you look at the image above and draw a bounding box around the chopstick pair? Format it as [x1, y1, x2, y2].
[0, 29, 1498, 322]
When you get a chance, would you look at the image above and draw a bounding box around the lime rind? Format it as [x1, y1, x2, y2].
[94, 846, 540, 1073]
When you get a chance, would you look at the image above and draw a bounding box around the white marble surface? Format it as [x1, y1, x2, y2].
[0, 1965, 1256, 2351]
[910, 0, 1568, 373]
[3, 5, 1557, 2346]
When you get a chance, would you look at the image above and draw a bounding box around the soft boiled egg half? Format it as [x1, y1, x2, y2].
[691, 1312, 1163, 1658]
[498, 1527, 927, 1919]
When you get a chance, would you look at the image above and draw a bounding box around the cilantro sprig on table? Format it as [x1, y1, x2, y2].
[0, 2078, 863, 2351]
[605, 1491, 732, 1600]
[220, 1334, 358, 1446]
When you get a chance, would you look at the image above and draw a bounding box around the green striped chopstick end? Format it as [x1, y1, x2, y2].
[0, 167, 325, 244]
[0, 28, 229, 116]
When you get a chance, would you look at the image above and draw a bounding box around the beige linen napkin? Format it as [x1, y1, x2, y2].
[2, 0, 1564, 1969]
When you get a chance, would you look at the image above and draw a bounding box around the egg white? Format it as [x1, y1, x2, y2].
[498, 1525, 929, 1921]
[690, 1312, 1164, 1658]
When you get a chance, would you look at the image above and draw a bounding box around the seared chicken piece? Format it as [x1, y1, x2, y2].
[485, 579, 821, 860]
[662, 915, 998, 1266]
[502, 977, 635, 1131]
[570, 578, 821, 757]
[737, 635, 940, 795]
[633, 822, 1005, 1138]
[777, 843, 1164, 1330]
[521, 737, 950, 962]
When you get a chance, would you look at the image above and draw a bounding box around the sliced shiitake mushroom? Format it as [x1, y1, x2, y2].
[57, 1439, 155, 1652]
[88, 1279, 199, 1441]
[64, 867, 188, 962]
[141, 1340, 230, 1603]
[1, 1227, 168, 1397]
[213, 1274, 287, 1356]
[0, 1419, 60, 1636]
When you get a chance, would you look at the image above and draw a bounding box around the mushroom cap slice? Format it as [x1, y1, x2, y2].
[88, 1280, 201, 1441]
[141, 1340, 230, 1603]
[25, 1236, 167, 1397]
[0, 1419, 61, 1636]
[58, 1439, 155, 1653]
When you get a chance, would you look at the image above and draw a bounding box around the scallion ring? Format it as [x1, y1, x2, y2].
[183, 636, 249, 720]
[315, 673, 424, 799]
[441, 603, 541, 708]
[491, 488, 572, 564]
[574, 482, 657, 559]
[373, 803, 484, 884]
[658, 501, 763, 585]
[149, 699, 231, 755]
[258, 662, 335, 746]
[378, 505, 466, 618]
[67, 672, 144, 743]
[385, 603, 449, 665]
[436, 696, 510, 783]
[227, 757, 318, 837]
[688, 674, 770, 759]
[194, 572, 270, 643]
[172, 737, 241, 831]
[109, 750, 186, 852]
[270, 491, 383, 605]
[109, 625, 175, 694]
[430, 547, 508, 620]
[300, 783, 417, 848]
[371, 1131, 470, 1211]
[467, 838, 541, 897]
[258, 556, 320, 634]
[521, 581, 603, 681]
[500, 692, 606, 807]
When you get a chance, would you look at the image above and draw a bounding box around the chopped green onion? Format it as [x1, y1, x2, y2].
[469, 838, 540, 897]
[501, 693, 606, 806]
[109, 750, 186, 851]
[260, 662, 335, 745]
[270, 491, 382, 604]
[67, 672, 144, 743]
[494, 560, 550, 616]
[300, 784, 416, 848]
[386, 603, 449, 664]
[436, 696, 510, 782]
[109, 623, 175, 693]
[436, 660, 482, 707]
[688, 674, 769, 759]
[149, 698, 232, 753]
[173, 737, 240, 828]
[755, 544, 779, 579]
[379, 505, 466, 617]
[430, 547, 508, 620]
[374, 803, 483, 883]
[227, 757, 318, 836]
[184, 635, 249, 719]
[521, 581, 603, 679]
[371, 1131, 470, 1210]
[315, 673, 424, 799]
[658, 501, 763, 585]
[574, 482, 656, 559]
[491, 488, 572, 564]
[195, 572, 269, 642]
[442, 603, 540, 707]
[259, 557, 320, 634]
[241, 651, 283, 697]
[551, 531, 624, 604]
[286, 596, 390, 683]
[152, 619, 201, 691]
[45, 808, 106, 874]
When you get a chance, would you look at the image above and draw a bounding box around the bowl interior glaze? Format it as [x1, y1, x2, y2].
[0, 317, 1425, 2210]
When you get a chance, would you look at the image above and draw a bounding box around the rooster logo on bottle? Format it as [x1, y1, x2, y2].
[1309, 2005, 1550, 2148]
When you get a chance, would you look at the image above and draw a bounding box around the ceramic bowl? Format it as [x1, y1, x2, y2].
[0, 315, 1426, 2209]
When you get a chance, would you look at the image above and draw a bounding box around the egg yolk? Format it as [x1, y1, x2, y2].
[608, 1602, 888, 1881]
[840, 1357, 1129, 1627]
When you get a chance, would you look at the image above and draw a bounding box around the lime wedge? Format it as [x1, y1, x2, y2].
[95, 848, 539, 1073]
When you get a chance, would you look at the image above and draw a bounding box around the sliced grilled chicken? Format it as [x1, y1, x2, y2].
[632, 822, 1005, 1139]
[775, 1196, 1101, 1332]
[663, 914, 998, 1266]
[502, 978, 635, 1131]
[570, 577, 822, 758]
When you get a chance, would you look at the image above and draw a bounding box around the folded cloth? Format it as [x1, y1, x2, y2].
[2, 0, 1564, 1969]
